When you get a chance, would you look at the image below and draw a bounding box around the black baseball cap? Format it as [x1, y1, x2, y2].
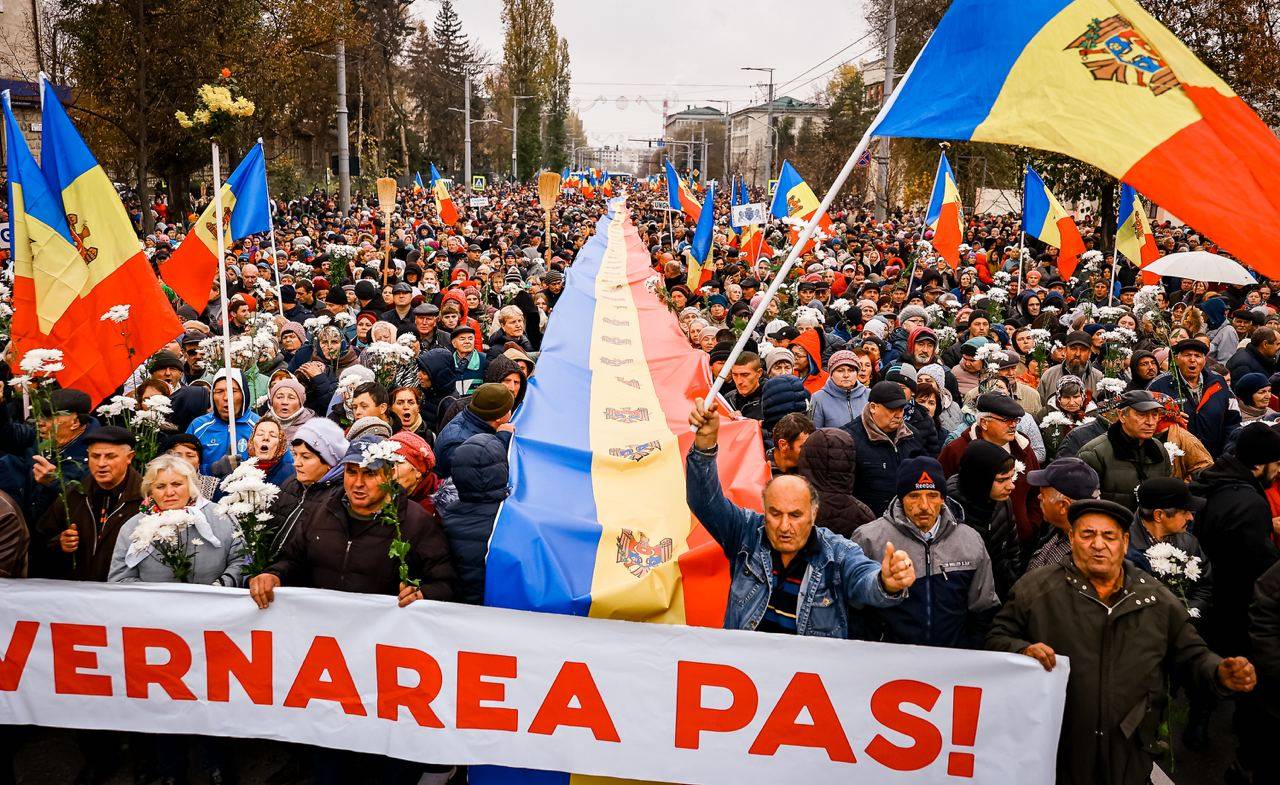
[868, 381, 909, 409]
[1063, 330, 1092, 348]
[1027, 457, 1100, 500]
[1136, 477, 1206, 512]
[1119, 390, 1163, 412]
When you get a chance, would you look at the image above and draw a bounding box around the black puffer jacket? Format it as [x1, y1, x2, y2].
[440, 434, 509, 604]
[1192, 455, 1280, 656]
[268, 472, 343, 560]
[267, 485, 455, 600]
[795, 428, 875, 538]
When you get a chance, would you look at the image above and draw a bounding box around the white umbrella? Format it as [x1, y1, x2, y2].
[1142, 251, 1258, 285]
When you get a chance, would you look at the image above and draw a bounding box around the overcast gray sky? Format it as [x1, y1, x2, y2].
[427, 0, 873, 148]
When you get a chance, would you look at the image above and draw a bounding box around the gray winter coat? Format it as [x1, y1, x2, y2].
[108, 503, 244, 586]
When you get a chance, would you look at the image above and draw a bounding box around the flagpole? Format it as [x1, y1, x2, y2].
[1108, 247, 1119, 306]
[211, 141, 238, 466]
[1017, 165, 1027, 287]
[703, 125, 878, 406]
[259, 138, 286, 320]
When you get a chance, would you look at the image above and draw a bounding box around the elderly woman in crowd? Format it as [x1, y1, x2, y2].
[264, 376, 314, 440]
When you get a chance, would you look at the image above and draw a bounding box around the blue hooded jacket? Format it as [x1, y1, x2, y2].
[440, 433, 509, 604]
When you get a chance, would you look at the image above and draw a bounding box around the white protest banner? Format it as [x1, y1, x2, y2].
[469, 196, 490, 208]
[732, 202, 768, 228]
[0, 580, 1067, 784]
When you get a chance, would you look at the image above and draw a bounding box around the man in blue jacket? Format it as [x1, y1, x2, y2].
[1148, 337, 1241, 455]
[434, 383, 514, 479]
[186, 368, 259, 475]
[687, 400, 915, 637]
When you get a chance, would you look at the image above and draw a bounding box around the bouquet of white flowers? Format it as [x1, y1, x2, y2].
[1144, 542, 1204, 617]
[220, 462, 281, 576]
[127, 508, 200, 582]
[364, 341, 416, 389]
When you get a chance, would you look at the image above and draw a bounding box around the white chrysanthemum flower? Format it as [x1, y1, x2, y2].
[1098, 306, 1129, 322]
[1012, 460, 1026, 481]
[142, 394, 173, 415]
[19, 349, 65, 375]
[1165, 442, 1186, 464]
[333, 312, 356, 328]
[7, 375, 33, 390]
[830, 298, 853, 315]
[1188, 607, 1201, 618]
[1039, 411, 1074, 429]
[358, 439, 406, 468]
[1095, 377, 1127, 398]
[1184, 558, 1203, 582]
[100, 305, 131, 323]
[96, 395, 138, 418]
[304, 315, 333, 333]
[987, 287, 1009, 303]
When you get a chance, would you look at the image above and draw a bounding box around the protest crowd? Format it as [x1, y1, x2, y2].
[4, 170, 1280, 785]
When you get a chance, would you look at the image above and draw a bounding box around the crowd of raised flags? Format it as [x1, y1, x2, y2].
[5, 0, 1280, 782]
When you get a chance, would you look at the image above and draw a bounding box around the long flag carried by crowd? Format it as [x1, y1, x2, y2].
[5, 78, 180, 403]
[664, 158, 702, 223]
[869, 0, 1280, 279]
[161, 142, 271, 311]
[479, 198, 769, 784]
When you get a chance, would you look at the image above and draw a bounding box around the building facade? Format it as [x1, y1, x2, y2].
[728, 96, 825, 187]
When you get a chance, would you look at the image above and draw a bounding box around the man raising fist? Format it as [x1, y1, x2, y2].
[687, 399, 914, 637]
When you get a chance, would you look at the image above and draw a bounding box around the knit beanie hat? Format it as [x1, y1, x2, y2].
[347, 416, 393, 442]
[764, 347, 796, 374]
[390, 430, 436, 476]
[826, 350, 859, 372]
[269, 377, 306, 405]
[1234, 422, 1280, 466]
[1233, 372, 1270, 402]
[957, 440, 1017, 503]
[292, 418, 349, 467]
[896, 456, 947, 499]
[898, 304, 928, 324]
[468, 383, 515, 421]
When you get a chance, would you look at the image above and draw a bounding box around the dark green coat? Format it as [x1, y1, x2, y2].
[1077, 422, 1172, 510]
[987, 561, 1223, 785]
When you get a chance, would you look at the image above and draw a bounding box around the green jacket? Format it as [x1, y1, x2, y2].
[987, 560, 1223, 785]
[1077, 422, 1172, 510]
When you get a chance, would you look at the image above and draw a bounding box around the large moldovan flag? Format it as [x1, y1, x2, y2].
[431, 163, 458, 225]
[7, 80, 180, 403]
[870, 0, 1280, 279]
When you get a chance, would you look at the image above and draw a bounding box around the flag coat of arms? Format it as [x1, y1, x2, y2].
[871, 0, 1280, 279]
[925, 152, 964, 268]
[6, 81, 181, 404]
[768, 160, 832, 255]
[160, 142, 271, 311]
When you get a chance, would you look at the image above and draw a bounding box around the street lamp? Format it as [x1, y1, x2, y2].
[511, 94, 536, 181]
[741, 66, 775, 187]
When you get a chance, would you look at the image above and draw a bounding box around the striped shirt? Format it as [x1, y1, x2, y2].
[757, 535, 818, 634]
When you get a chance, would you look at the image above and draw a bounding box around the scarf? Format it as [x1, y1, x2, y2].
[454, 350, 483, 394]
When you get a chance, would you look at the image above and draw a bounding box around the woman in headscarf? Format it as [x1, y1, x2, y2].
[389, 430, 443, 520]
[263, 377, 314, 441]
[1037, 376, 1094, 460]
[245, 418, 295, 488]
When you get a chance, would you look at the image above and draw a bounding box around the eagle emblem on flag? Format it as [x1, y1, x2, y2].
[604, 406, 650, 423]
[615, 529, 674, 578]
[608, 439, 661, 462]
[1067, 16, 1180, 96]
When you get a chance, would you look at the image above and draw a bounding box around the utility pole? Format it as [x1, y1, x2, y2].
[464, 75, 472, 194]
[715, 100, 732, 183]
[511, 94, 535, 181]
[336, 37, 351, 215]
[742, 66, 775, 187]
[876, 0, 897, 221]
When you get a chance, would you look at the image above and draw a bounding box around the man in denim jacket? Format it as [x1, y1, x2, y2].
[687, 401, 915, 637]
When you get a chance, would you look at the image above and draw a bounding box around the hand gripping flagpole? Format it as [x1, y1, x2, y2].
[211, 141, 238, 465]
[259, 138, 286, 319]
[701, 127, 878, 409]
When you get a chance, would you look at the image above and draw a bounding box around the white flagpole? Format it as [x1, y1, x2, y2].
[258, 138, 286, 319]
[1016, 165, 1027, 287]
[211, 141, 238, 465]
[703, 126, 876, 405]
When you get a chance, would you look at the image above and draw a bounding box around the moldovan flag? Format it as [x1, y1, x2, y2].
[925, 152, 964, 268]
[160, 142, 271, 312]
[1022, 166, 1086, 279]
[9, 81, 181, 404]
[412, 171, 425, 193]
[870, 0, 1280, 279]
[431, 163, 458, 225]
[685, 181, 716, 289]
[768, 160, 831, 255]
[664, 158, 701, 223]
[477, 199, 769, 785]
[1117, 182, 1161, 283]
